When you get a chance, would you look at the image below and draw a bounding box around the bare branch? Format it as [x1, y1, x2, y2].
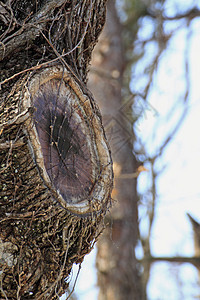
[148, 7, 200, 21]
[140, 255, 200, 265]
[152, 106, 188, 161]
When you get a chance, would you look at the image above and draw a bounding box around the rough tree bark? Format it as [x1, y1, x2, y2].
[0, 1, 113, 299]
[88, 0, 145, 299]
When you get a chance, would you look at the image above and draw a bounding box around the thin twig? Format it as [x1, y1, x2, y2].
[0, 138, 25, 149]
[139, 255, 200, 264]
[66, 264, 81, 300]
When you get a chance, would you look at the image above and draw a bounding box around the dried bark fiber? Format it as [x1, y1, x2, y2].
[0, 0, 112, 299]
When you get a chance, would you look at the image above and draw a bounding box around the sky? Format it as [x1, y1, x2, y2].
[135, 1, 200, 299]
[62, 1, 200, 299]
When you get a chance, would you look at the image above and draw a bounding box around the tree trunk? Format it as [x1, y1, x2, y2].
[0, 1, 113, 299]
[88, 0, 145, 299]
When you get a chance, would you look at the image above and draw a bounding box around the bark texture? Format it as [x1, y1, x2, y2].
[0, 1, 113, 299]
[88, 0, 144, 299]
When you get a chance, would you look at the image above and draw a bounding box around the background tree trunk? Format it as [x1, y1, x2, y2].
[0, 1, 113, 299]
[88, 1, 145, 299]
